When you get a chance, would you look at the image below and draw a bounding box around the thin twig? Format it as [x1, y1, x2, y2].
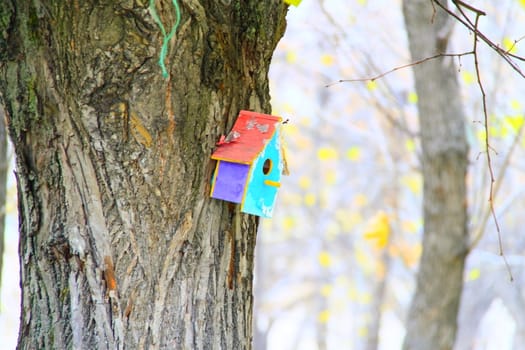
[432, 0, 525, 78]
[470, 11, 513, 281]
[452, 0, 486, 16]
[469, 120, 525, 252]
[504, 35, 525, 55]
[326, 51, 474, 87]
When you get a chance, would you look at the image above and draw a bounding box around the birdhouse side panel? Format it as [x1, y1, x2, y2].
[211, 161, 250, 204]
[242, 129, 282, 218]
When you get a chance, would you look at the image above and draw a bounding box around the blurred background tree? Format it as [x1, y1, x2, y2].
[402, 1, 468, 349]
[255, 0, 525, 349]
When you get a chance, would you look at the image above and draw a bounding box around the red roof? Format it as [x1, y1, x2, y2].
[211, 110, 282, 164]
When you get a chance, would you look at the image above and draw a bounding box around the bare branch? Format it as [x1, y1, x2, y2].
[452, 0, 486, 16]
[326, 51, 474, 87]
[504, 35, 525, 56]
[432, 0, 525, 78]
[468, 8, 514, 280]
[469, 121, 525, 252]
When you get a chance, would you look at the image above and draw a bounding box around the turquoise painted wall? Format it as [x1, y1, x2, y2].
[242, 128, 282, 217]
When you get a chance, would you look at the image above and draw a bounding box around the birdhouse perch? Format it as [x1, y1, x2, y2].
[210, 110, 287, 218]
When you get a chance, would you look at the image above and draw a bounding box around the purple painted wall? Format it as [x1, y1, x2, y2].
[211, 161, 250, 203]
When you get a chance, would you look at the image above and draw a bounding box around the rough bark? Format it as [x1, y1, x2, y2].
[402, 1, 469, 349]
[0, 1, 287, 348]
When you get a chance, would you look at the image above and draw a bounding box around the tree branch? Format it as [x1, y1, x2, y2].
[432, 0, 525, 77]
[326, 51, 474, 86]
[469, 120, 525, 253]
[443, 0, 515, 280]
[452, 0, 486, 16]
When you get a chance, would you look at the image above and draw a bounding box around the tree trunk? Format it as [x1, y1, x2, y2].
[0, 1, 287, 348]
[402, 1, 469, 349]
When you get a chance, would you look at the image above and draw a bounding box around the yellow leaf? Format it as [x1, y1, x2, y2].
[467, 268, 481, 281]
[503, 37, 517, 54]
[402, 173, 422, 195]
[488, 123, 508, 138]
[511, 99, 522, 111]
[521, 0, 525, 9]
[318, 310, 330, 323]
[363, 211, 390, 249]
[505, 114, 524, 132]
[407, 91, 418, 104]
[298, 176, 311, 189]
[366, 80, 377, 91]
[476, 129, 486, 143]
[461, 70, 475, 85]
[318, 251, 333, 268]
[405, 139, 416, 152]
[346, 146, 361, 161]
[282, 216, 296, 231]
[320, 54, 335, 66]
[317, 147, 338, 161]
[285, 51, 297, 64]
[304, 193, 317, 207]
[284, 0, 302, 6]
[500, 124, 511, 137]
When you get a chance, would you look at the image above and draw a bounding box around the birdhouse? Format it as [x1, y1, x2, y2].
[210, 110, 286, 218]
